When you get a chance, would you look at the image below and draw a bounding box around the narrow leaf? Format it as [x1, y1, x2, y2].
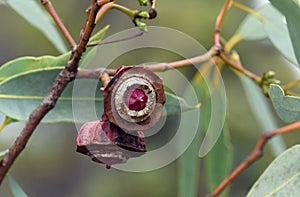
[0, 55, 68, 82]
[270, 0, 300, 65]
[234, 4, 298, 65]
[269, 84, 300, 123]
[204, 123, 232, 197]
[177, 72, 207, 197]
[0, 26, 109, 82]
[247, 145, 300, 197]
[0, 68, 104, 123]
[4, 0, 67, 53]
[177, 119, 202, 197]
[177, 65, 227, 197]
[8, 175, 28, 197]
[237, 74, 285, 156]
[197, 71, 227, 157]
[262, 4, 298, 66]
[164, 92, 201, 116]
[235, 7, 267, 40]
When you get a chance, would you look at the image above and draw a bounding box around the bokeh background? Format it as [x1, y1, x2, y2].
[1, 0, 300, 196]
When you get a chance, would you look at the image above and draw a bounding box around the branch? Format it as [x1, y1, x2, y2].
[41, 0, 76, 48]
[210, 120, 300, 197]
[214, 0, 232, 47]
[219, 52, 261, 82]
[76, 46, 218, 78]
[0, 0, 102, 185]
[213, 0, 261, 83]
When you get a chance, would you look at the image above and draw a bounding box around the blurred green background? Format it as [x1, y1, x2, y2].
[1, 0, 300, 196]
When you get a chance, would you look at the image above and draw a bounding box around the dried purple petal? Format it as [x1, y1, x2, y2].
[76, 115, 146, 167]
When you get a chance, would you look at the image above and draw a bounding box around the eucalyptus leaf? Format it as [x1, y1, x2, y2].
[0, 55, 68, 82]
[262, 4, 298, 66]
[235, 8, 267, 40]
[234, 4, 298, 65]
[177, 73, 205, 197]
[237, 74, 285, 156]
[204, 123, 232, 197]
[3, 0, 67, 53]
[0, 68, 104, 123]
[177, 73, 211, 197]
[269, 84, 300, 123]
[164, 92, 201, 116]
[270, 0, 300, 65]
[0, 26, 109, 82]
[247, 145, 300, 197]
[8, 175, 28, 197]
[178, 128, 201, 197]
[177, 66, 226, 197]
[0, 68, 196, 123]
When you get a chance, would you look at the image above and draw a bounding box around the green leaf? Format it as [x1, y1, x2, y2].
[235, 8, 267, 40]
[0, 68, 104, 123]
[177, 73, 206, 197]
[0, 26, 109, 82]
[177, 63, 228, 196]
[0, 149, 8, 160]
[0, 55, 68, 82]
[262, 4, 298, 66]
[2, 0, 67, 53]
[204, 123, 232, 197]
[164, 92, 201, 116]
[0, 116, 18, 132]
[270, 0, 300, 65]
[237, 74, 285, 156]
[247, 145, 300, 197]
[269, 84, 300, 123]
[177, 118, 202, 197]
[8, 175, 28, 197]
[234, 4, 298, 65]
[0, 68, 194, 123]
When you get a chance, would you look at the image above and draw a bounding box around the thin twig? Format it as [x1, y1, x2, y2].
[87, 31, 143, 47]
[282, 79, 300, 91]
[210, 120, 300, 197]
[219, 53, 261, 82]
[0, 0, 102, 185]
[76, 46, 217, 78]
[41, 0, 76, 48]
[214, 0, 233, 47]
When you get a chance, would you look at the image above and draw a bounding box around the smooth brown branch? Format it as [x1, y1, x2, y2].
[210, 120, 300, 197]
[214, 0, 233, 47]
[212, 0, 261, 84]
[219, 52, 261, 83]
[76, 46, 217, 78]
[0, 1, 102, 185]
[41, 0, 76, 48]
[282, 79, 300, 92]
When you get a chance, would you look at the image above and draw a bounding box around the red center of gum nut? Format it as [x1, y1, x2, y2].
[125, 88, 148, 111]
